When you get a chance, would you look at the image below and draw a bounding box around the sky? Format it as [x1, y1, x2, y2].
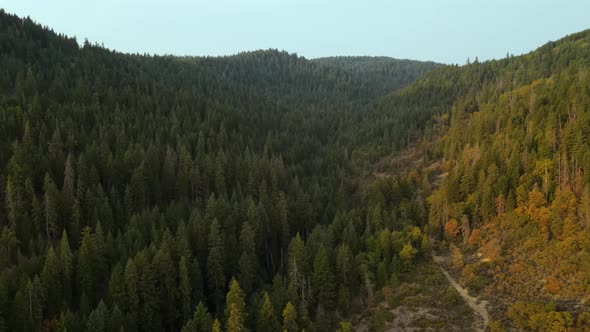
[2, 0, 590, 64]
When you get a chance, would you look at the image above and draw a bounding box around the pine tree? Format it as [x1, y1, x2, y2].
[59, 230, 73, 306]
[141, 260, 161, 331]
[312, 244, 336, 309]
[70, 199, 82, 246]
[335, 243, 352, 286]
[0, 279, 7, 332]
[107, 263, 126, 312]
[210, 319, 221, 332]
[44, 173, 59, 242]
[176, 221, 193, 261]
[238, 221, 257, 295]
[110, 305, 124, 331]
[226, 303, 244, 332]
[191, 256, 204, 305]
[278, 193, 290, 257]
[13, 290, 27, 331]
[62, 153, 75, 209]
[190, 302, 213, 332]
[257, 292, 279, 332]
[94, 221, 107, 284]
[41, 246, 62, 317]
[282, 302, 298, 332]
[5, 175, 23, 232]
[154, 240, 177, 327]
[337, 285, 351, 315]
[207, 218, 225, 311]
[124, 258, 140, 327]
[0, 228, 18, 266]
[179, 256, 193, 322]
[225, 278, 246, 330]
[215, 156, 227, 198]
[287, 233, 305, 301]
[163, 146, 177, 202]
[26, 276, 44, 331]
[86, 300, 108, 332]
[77, 227, 96, 303]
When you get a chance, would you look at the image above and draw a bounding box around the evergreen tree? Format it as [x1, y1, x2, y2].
[86, 300, 108, 332]
[41, 246, 62, 317]
[238, 221, 257, 295]
[26, 276, 44, 331]
[207, 218, 225, 311]
[58, 230, 73, 306]
[226, 303, 244, 332]
[212, 319, 222, 332]
[191, 302, 213, 332]
[225, 278, 246, 331]
[107, 263, 126, 312]
[191, 256, 204, 305]
[44, 173, 59, 242]
[179, 256, 193, 322]
[110, 305, 124, 331]
[141, 260, 161, 331]
[312, 244, 336, 309]
[124, 258, 140, 328]
[282, 302, 298, 332]
[77, 227, 96, 303]
[257, 292, 279, 332]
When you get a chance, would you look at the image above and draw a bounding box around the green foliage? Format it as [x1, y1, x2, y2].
[312, 245, 336, 309]
[208, 219, 225, 312]
[282, 302, 298, 332]
[313, 56, 441, 95]
[179, 256, 193, 322]
[507, 301, 574, 331]
[2, 9, 589, 332]
[86, 300, 109, 332]
[225, 278, 246, 331]
[257, 292, 279, 332]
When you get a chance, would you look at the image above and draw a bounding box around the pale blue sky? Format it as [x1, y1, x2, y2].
[3, 0, 589, 64]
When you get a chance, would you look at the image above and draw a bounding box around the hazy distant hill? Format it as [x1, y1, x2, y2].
[313, 56, 441, 94]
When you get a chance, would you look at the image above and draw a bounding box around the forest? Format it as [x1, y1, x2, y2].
[1, 8, 590, 332]
[0, 10, 440, 332]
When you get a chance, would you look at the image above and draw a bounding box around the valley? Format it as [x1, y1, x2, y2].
[0, 8, 590, 332]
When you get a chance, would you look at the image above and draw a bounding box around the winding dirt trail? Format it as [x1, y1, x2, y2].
[432, 254, 490, 332]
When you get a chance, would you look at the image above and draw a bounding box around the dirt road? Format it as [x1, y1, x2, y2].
[432, 254, 490, 332]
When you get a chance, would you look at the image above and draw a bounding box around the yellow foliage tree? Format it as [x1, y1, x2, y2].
[399, 243, 417, 264]
[444, 219, 460, 242]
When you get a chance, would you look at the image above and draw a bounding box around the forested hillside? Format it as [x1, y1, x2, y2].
[0, 11, 439, 332]
[388, 30, 590, 330]
[312, 56, 441, 96]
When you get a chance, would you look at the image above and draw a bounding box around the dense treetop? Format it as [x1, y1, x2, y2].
[0, 10, 435, 332]
[312, 56, 441, 95]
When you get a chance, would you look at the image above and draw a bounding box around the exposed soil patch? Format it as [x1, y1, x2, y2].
[351, 260, 476, 331]
[432, 254, 490, 332]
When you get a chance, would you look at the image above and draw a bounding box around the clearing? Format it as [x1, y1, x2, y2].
[432, 254, 490, 332]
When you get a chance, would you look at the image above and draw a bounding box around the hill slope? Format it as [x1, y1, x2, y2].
[362, 29, 590, 330]
[313, 56, 441, 95]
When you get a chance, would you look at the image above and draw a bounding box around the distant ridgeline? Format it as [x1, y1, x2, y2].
[0, 9, 439, 332]
[312, 56, 441, 96]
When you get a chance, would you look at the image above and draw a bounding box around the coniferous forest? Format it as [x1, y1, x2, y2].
[1, 9, 590, 332]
